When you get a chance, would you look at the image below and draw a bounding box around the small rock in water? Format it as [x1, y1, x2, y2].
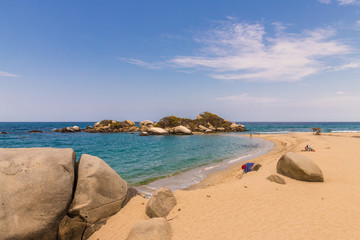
[29, 130, 43, 133]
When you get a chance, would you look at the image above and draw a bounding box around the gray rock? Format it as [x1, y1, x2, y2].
[139, 120, 154, 131]
[0, 148, 75, 240]
[276, 152, 324, 182]
[72, 126, 81, 132]
[126, 218, 172, 240]
[68, 154, 128, 224]
[198, 125, 209, 132]
[139, 132, 149, 136]
[174, 125, 192, 135]
[58, 215, 87, 240]
[266, 174, 286, 184]
[146, 188, 177, 218]
[147, 127, 169, 135]
[125, 120, 136, 126]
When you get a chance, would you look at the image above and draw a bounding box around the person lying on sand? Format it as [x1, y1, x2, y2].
[242, 162, 255, 173]
[302, 145, 315, 152]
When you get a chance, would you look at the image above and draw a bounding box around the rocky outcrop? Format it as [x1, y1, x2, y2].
[125, 120, 136, 126]
[146, 188, 177, 218]
[276, 152, 324, 182]
[69, 154, 128, 224]
[84, 120, 139, 133]
[266, 174, 286, 184]
[139, 132, 149, 136]
[230, 122, 245, 132]
[155, 112, 247, 133]
[173, 125, 192, 135]
[147, 127, 169, 135]
[139, 120, 154, 131]
[0, 148, 75, 240]
[126, 218, 172, 240]
[54, 126, 82, 133]
[198, 125, 211, 133]
[28, 130, 43, 133]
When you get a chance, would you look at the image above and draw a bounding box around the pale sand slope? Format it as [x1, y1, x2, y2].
[90, 133, 360, 240]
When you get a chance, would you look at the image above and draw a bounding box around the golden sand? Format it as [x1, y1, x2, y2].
[90, 133, 360, 240]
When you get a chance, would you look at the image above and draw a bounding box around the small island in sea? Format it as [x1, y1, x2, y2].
[53, 112, 247, 135]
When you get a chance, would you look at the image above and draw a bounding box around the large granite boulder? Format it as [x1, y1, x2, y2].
[174, 125, 192, 135]
[0, 148, 75, 240]
[139, 120, 154, 131]
[147, 127, 169, 135]
[68, 154, 128, 224]
[146, 188, 177, 218]
[126, 218, 172, 240]
[276, 152, 324, 182]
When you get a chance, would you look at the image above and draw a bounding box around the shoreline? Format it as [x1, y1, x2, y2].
[136, 134, 274, 197]
[186, 133, 293, 190]
[90, 132, 360, 240]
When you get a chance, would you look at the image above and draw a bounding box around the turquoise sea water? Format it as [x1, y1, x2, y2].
[1, 122, 359, 193]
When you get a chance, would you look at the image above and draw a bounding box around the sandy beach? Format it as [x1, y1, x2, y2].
[89, 132, 360, 240]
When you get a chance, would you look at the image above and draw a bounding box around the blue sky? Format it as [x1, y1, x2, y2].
[1, 0, 360, 122]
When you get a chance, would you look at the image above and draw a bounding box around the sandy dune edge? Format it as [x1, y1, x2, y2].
[90, 133, 360, 240]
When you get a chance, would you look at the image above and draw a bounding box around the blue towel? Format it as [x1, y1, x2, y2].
[244, 162, 255, 173]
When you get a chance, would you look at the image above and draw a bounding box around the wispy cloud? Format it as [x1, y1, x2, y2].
[119, 57, 164, 70]
[338, 0, 360, 5]
[332, 61, 360, 71]
[215, 93, 281, 104]
[320, 0, 360, 5]
[122, 20, 358, 82]
[0, 70, 18, 78]
[169, 21, 353, 82]
[216, 92, 360, 109]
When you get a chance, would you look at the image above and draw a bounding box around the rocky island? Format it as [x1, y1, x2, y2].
[54, 112, 247, 135]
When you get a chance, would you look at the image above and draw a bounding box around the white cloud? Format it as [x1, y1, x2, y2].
[319, 0, 331, 4]
[336, 91, 346, 95]
[119, 57, 163, 70]
[215, 93, 281, 104]
[333, 62, 360, 71]
[169, 22, 353, 82]
[0, 70, 18, 78]
[338, 0, 360, 5]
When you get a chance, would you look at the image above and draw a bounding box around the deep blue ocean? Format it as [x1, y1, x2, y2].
[1, 122, 359, 194]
